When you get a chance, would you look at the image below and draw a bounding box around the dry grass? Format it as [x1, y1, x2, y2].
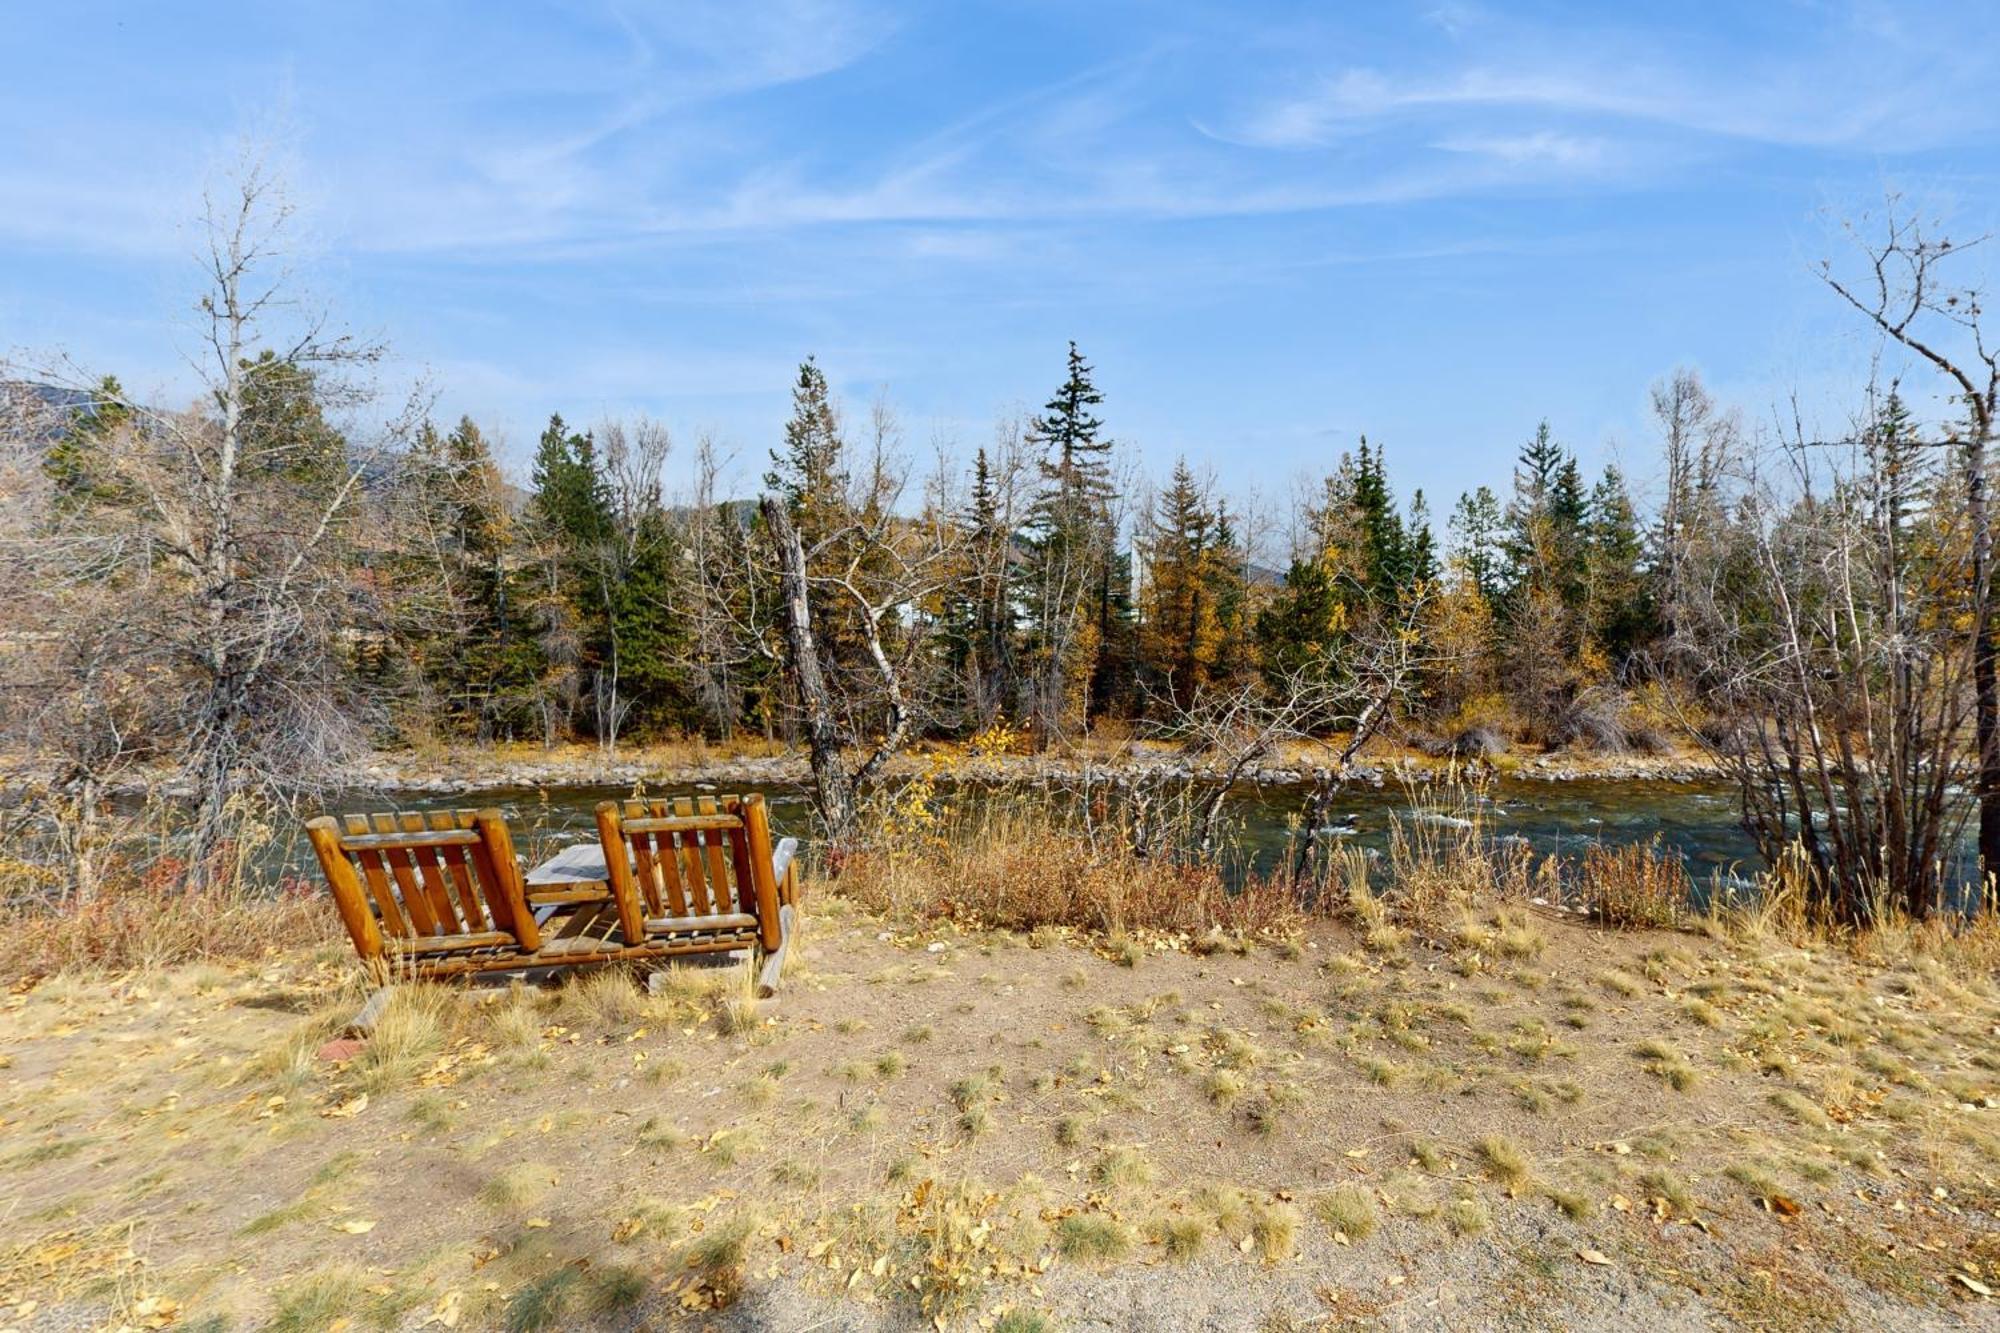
[1150, 1211, 1208, 1261]
[1581, 839, 1687, 929]
[1477, 1135, 1533, 1188]
[1312, 1184, 1378, 1240]
[9, 783, 2000, 1331]
[2, 870, 334, 981]
[836, 805, 1305, 938]
[1055, 1212, 1132, 1263]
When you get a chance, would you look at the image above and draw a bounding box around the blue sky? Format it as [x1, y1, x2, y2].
[4, 1, 1997, 525]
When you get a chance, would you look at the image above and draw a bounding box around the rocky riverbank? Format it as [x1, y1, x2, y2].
[341, 742, 1725, 797]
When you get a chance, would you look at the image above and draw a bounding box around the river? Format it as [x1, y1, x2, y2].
[294, 774, 1766, 887]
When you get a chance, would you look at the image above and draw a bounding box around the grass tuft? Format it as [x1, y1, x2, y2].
[1056, 1212, 1132, 1263]
[1477, 1134, 1532, 1187]
[1312, 1184, 1379, 1240]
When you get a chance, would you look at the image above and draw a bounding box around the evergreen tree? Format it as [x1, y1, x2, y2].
[766, 357, 849, 550]
[1256, 553, 1345, 684]
[527, 413, 613, 737]
[1140, 458, 1222, 707]
[1583, 464, 1649, 664]
[1502, 421, 1587, 612]
[1350, 439, 1410, 594]
[1406, 489, 1439, 588]
[1206, 502, 1251, 686]
[1259, 439, 1417, 687]
[43, 374, 132, 509]
[953, 446, 1017, 724]
[530, 414, 612, 553]
[606, 506, 691, 735]
[1449, 486, 1504, 603]
[1020, 342, 1120, 734]
[237, 351, 350, 498]
[401, 416, 542, 737]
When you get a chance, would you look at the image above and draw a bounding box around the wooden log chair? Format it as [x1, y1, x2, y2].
[594, 793, 799, 995]
[306, 808, 650, 980]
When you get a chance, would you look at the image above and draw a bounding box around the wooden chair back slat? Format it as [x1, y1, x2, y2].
[306, 807, 538, 965]
[723, 795, 757, 916]
[433, 841, 485, 932]
[422, 810, 491, 932]
[349, 847, 410, 936]
[629, 832, 665, 916]
[399, 812, 465, 933]
[623, 800, 691, 918]
[670, 798, 712, 914]
[380, 845, 440, 935]
[695, 796, 733, 915]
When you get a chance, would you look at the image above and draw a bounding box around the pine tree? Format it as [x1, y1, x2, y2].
[237, 351, 350, 499]
[1406, 489, 1439, 589]
[1020, 342, 1120, 735]
[1140, 458, 1222, 707]
[1350, 439, 1410, 595]
[1500, 422, 1588, 730]
[531, 414, 612, 552]
[43, 374, 132, 509]
[1502, 421, 1588, 613]
[1256, 553, 1344, 684]
[1206, 502, 1251, 686]
[526, 414, 612, 738]
[400, 416, 543, 737]
[766, 357, 849, 550]
[1583, 464, 1649, 665]
[958, 447, 1017, 724]
[1449, 486, 1504, 603]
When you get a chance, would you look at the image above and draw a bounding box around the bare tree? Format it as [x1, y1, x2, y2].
[675, 434, 770, 739]
[0, 387, 171, 900]
[8, 154, 416, 886]
[760, 420, 964, 846]
[1110, 586, 1444, 866]
[1651, 367, 1742, 672]
[1677, 392, 1977, 921]
[1821, 199, 2000, 889]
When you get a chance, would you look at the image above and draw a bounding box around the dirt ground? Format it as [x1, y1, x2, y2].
[2, 894, 1997, 1331]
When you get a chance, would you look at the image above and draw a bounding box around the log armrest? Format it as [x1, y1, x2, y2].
[755, 837, 801, 996]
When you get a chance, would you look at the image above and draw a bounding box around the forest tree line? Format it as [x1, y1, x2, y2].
[3, 173, 1996, 924]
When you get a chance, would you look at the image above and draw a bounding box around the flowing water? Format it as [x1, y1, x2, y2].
[292, 775, 1765, 886]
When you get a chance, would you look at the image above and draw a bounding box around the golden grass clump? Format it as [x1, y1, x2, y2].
[3, 869, 335, 981]
[835, 804, 1303, 938]
[1312, 1183, 1379, 1240]
[1580, 839, 1687, 929]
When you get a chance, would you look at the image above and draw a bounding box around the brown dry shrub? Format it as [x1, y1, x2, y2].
[1380, 776, 1536, 927]
[1581, 839, 1687, 929]
[1, 860, 334, 980]
[837, 809, 1301, 937]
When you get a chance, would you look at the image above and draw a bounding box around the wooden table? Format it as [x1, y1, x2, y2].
[522, 842, 621, 939]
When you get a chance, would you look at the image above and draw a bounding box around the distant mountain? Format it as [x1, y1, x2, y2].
[0, 380, 98, 445]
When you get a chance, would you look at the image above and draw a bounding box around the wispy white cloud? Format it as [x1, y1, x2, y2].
[1435, 130, 1611, 170]
[1211, 6, 1999, 156]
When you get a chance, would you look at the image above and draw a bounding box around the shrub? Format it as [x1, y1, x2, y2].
[1313, 1184, 1379, 1240]
[835, 805, 1303, 937]
[1581, 840, 1687, 929]
[1055, 1213, 1131, 1262]
[3, 866, 334, 981]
